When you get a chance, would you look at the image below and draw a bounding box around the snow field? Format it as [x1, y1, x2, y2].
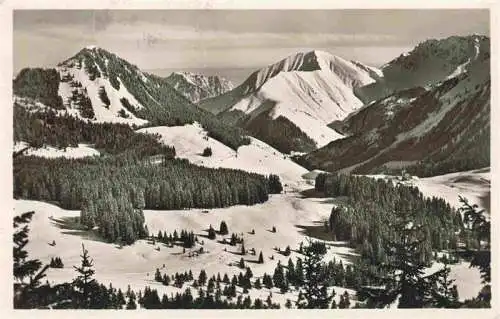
[14, 141, 100, 159]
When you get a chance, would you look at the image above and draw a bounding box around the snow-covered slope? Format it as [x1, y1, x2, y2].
[14, 46, 195, 127]
[14, 141, 100, 159]
[302, 36, 490, 176]
[138, 123, 308, 186]
[165, 71, 234, 103]
[356, 35, 490, 103]
[15, 184, 357, 307]
[199, 50, 381, 153]
[365, 167, 490, 213]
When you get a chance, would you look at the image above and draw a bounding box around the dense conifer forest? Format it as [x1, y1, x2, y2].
[14, 153, 280, 244]
[14, 105, 175, 158]
[13, 68, 65, 110]
[316, 173, 463, 265]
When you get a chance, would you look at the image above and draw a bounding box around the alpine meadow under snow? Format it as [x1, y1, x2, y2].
[13, 30, 491, 310]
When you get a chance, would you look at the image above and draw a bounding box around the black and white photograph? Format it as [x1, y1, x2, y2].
[7, 3, 495, 313]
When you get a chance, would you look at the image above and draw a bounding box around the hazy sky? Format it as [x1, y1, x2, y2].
[14, 9, 489, 83]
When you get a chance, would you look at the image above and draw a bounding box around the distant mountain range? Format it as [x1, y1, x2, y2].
[13, 35, 490, 176]
[301, 35, 490, 175]
[165, 71, 234, 103]
[198, 50, 381, 153]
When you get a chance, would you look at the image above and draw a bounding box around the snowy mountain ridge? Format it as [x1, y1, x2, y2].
[301, 36, 490, 175]
[165, 71, 234, 103]
[198, 50, 382, 153]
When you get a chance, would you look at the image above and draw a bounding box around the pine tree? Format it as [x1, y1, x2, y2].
[219, 221, 228, 235]
[263, 273, 273, 289]
[258, 251, 264, 264]
[241, 241, 246, 255]
[254, 278, 262, 289]
[223, 273, 230, 284]
[273, 263, 286, 290]
[296, 239, 335, 309]
[117, 289, 126, 307]
[13, 211, 50, 309]
[208, 225, 216, 240]
[154, 268, 162, 282]
[126, 293, 137, 309]
[339, 291, 350, 308]
[427, 263, 461, 308]
[284, 245, 291, 256]
[239, 258, 245, 269]
[198, 270, 207, 286]
[207, 278, 215, 294]
[358, 211, 442, 308]
[459, 196, 491, 286]
[72, 244, 97, 308]
[245, 267, 253, 279]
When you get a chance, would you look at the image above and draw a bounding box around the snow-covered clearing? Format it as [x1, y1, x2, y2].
[365, 167, 490, 212]
[138, 124, 308, 187]
[414, 168, 490, 212]
[16, 187, 356, 305]
[14, 141, 100, 159]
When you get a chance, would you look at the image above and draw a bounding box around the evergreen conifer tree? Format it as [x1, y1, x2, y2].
[72, 244, 98, 308]
[296, 239, 335, 309]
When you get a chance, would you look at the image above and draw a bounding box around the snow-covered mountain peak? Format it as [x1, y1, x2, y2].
[239, 50, 380, 95]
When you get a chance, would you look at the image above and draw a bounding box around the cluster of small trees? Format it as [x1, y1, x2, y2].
[49, 257, 64, 269]
[268, 174, 283, 194]
[120, 97, 138, 114]
[228, 233, 243, 246]
[156, 229, 197, 248]
[98, 86, 111, 108]
[154, 269, 194, 288]
[70, 90, 95, 119]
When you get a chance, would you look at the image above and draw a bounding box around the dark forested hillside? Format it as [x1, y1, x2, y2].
[316, 173, 463, 265]
[13, 68, 65, 109]
[14, 105, 175, 158]
[14, 156, 274, 211]
[54, 47, 251, 150]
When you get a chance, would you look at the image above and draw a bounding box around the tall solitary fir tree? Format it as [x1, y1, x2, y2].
[72, 244, 97, 308]
[296, 239, 334, 309]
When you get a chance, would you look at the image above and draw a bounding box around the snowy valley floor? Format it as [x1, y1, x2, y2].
[14, 166, 489, 306]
